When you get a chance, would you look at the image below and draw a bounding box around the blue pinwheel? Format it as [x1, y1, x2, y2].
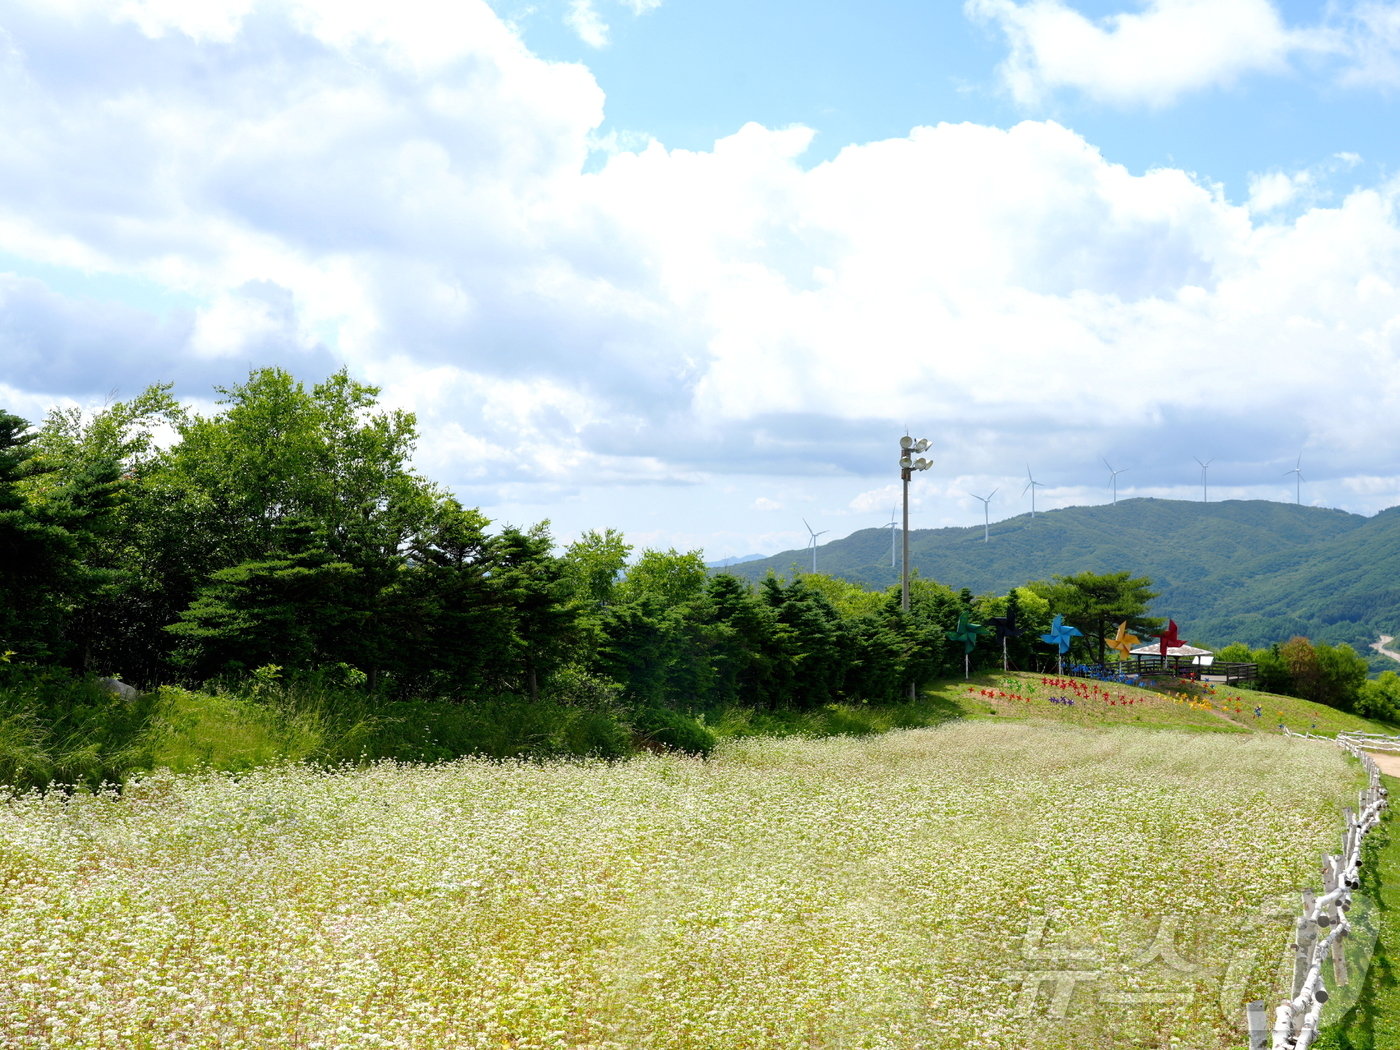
[1040, 614, 1082, 674]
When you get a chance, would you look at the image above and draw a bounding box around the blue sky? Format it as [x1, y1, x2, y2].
[5, 0, 1400, 562]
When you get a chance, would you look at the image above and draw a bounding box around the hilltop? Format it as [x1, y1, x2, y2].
[720, 498, 1400, 653]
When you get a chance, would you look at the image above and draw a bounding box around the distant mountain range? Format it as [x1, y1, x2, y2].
[705, 553, 768, 568]
[719, 498, 1400, 656]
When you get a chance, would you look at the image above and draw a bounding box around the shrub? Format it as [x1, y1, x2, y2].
[628, 707, 716, 756]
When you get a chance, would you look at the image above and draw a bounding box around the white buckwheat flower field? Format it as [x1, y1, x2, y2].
[0, 722, 1361, 1049]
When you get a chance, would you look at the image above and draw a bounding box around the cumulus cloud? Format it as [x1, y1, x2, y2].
[966, 0, 1313, 107]
[5, 0, 1400, 548]
[566, 0, 609, 48]
[1338, 0, 1400, 87]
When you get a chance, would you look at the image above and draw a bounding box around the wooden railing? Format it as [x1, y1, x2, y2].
[1062, 660, 1258, 685]
[1247, 733, 1388, 1049]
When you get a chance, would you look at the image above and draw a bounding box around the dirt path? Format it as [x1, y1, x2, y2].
[1371, 635, 1400, 663]
[1367, 750, 1400, 778]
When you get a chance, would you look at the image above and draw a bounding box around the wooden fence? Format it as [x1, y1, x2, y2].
[1062, 659, 1258, 685]
[1247, 733, 1388, 1049]
[1337, 730, 1400, 754]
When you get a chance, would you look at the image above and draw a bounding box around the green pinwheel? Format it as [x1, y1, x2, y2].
[946, 611, 991, 654]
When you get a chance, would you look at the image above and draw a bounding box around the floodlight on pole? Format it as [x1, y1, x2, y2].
[900, 434, 932, 700]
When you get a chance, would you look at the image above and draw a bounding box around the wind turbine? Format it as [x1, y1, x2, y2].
[1023, 465, 1043, 518]
[969, 489, 997, 542]
[1194, 457, 1213, 502]
[803, 518, 828, 573]
[1284, 453, 1305, 505]
[1102, 458, 1127, 504]
[879, 506, 898, 567]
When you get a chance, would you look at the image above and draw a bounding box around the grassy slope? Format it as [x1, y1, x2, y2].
[924, 671, 1400, 738]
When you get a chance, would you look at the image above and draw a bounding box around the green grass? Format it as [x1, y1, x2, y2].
[932, 671, 1400, 738]
[148, 686, 327, 773]
[701, 691, 965, 741]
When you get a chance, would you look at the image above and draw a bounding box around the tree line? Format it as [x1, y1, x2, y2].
[2, 366, 1385, 725]
[0, 369, 990, 710]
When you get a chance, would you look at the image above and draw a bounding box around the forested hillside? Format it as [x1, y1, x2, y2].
[724, 498, 1400, 651]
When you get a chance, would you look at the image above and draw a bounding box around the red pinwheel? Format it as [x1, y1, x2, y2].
[1157, 619, 1182, 656]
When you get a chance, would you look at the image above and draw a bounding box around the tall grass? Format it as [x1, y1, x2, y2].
[703, 690, 965, 740]
[0, 666, 160, 789]
[0, 665, 643, 791]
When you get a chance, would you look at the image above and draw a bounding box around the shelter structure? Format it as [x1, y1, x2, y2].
[1122, 641, 1256, 684]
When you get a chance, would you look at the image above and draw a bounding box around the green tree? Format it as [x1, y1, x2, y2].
[1279, 637, 1323, 704]
[0, 411, 78, 661]
[378, 496, 512, 696]
[1359, 671, 1400, 723]
[165, 519, 360, 678]
[25, 386, 183, 678]
[144, 368, 437, 681]
[488, 524, 579, 700]
[160, 367, 429, 593]
[1315, 642, 1368, 712]
[562, 528, 631, 613]
[616, 548, 708, 608]
[1029, 571, 1161, 665]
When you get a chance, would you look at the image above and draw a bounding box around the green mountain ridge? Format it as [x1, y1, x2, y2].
[721, 498, 1400, 651]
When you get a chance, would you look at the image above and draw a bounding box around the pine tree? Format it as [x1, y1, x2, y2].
[0, 412, 79, 661]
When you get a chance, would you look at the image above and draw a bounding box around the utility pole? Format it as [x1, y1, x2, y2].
[900, 434, 932, 699]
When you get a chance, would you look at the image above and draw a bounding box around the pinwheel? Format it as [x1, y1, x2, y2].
[1040, 614, 1082, 674]
[947, 611, 991, 678]
[1157, 619, 1182, 657]
[988, 607, 1023, 672]
[1106, 621, 1139, 663]
[989, 608, 1022, 641]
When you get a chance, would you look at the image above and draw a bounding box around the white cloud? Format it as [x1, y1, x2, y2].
[1248, 171, 1307, 213]
[1338, 0, 1400, 87]
[7, 0, 1400, 550]
[566, 0, 609, 48]
[966, 0, 1314, 107]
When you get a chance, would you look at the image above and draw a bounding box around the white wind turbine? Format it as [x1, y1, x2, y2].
[969, 489, 997, 542]
[1194, 457, 1213, 502]
[879, 506, 898, 567]
[1284, 453, 1305, 505]
[1023, 465, 1043, 518]
[1102, 458, 1127, 504]
[803, 518, 828, 573]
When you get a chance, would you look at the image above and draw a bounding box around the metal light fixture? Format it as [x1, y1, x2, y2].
[900, 434, 932, 699]
[899, 435, 932, 612]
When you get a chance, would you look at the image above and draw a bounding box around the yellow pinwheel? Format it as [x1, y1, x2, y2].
[1106, 621, 1139, 662]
